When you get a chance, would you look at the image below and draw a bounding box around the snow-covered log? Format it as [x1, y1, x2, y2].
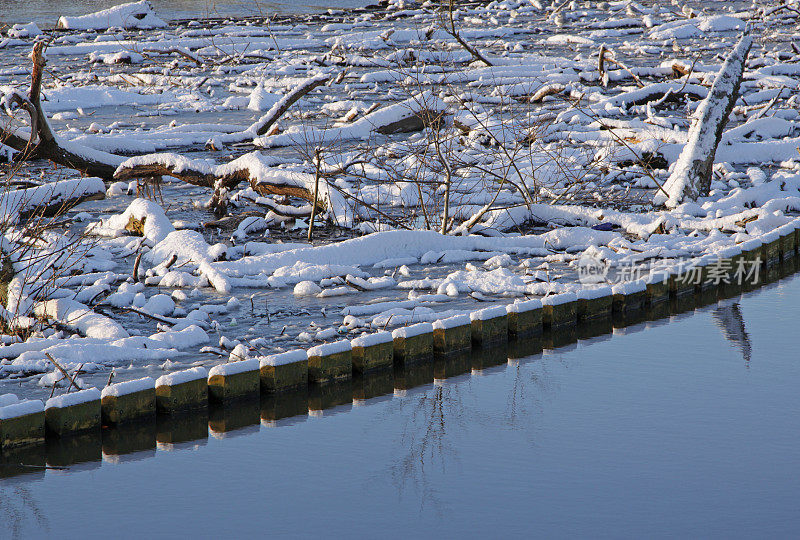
[654, 33, 753, 208]
[113, 152, 346, 218]
[56, 1, 167, 31]
[34, 299, 129, 340]
[0, 177, 106, 223]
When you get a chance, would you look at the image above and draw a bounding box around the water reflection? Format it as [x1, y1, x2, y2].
[387, 381, 465, 516]
[712, 303, 752, 363]
[0, 485, 49, 540]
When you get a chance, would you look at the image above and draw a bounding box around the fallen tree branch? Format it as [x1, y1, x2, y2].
[0, 43, 124, 179]
[113, 151, 328, 215]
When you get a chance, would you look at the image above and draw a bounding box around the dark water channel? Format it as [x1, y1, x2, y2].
[2, 261, 800, 538]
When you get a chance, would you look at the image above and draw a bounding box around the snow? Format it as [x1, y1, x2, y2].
[470, 305, 507, 321]
[46, 387, 101, 409]
[351, 331, 393, 347]
[247, 85, 281, 112]
[57, 1, 168, 30]
[612, 280, 647, 295]
[433, 314, 471, 330]
[294, 281, 323, 296]
[392, 322, 434, 339]
[212, 229, 616, 280]
[506, 298, 543, 313]
[0, 399, 43, 420]
[576, 286, 613, 300]
[142, 294, 175, 316]
[541, 292, 578, 306]
[101, 377, 154, 398]
[7, 23, 42, 39]
[229, 343, 249, 362]
[259, 349, 307, 367]
[209, 358, 260, 377]
[41, 85, 172, 113]
[35, 299, 129, 340]
[155, 366, 208, 387]
[307, 340, 352, 356]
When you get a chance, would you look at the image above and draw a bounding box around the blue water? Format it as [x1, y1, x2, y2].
[2, 268, 800, 538]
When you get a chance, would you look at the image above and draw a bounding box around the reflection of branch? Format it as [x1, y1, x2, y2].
[385, 384, 467, 515]
[711, 302, 751, 363]
[0, 486, 49, 539]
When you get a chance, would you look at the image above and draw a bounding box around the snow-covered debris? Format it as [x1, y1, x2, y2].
[254, 91, 448, 148]
[91, 198, 174, 244]
[57, 1, 167, 30]
[35, 299, 129, 340]
[7, 23, 42, 39]
[0, 178, 105, 224]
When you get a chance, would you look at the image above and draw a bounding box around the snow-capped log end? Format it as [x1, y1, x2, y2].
[654, 32, 753, 209]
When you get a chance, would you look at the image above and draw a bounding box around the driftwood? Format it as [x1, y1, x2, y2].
[113, 158, 323, 216]
[655, 33, 753, 208]
[527, 83, 567, 104]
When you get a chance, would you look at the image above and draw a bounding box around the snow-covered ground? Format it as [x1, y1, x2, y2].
[1, 0, 799, 399]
